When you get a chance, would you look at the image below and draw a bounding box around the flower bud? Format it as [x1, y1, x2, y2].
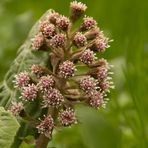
[37, 75, 55, 92]
[70, 1, 87, 22]
[80, 16, 97, 31]
[43, 88, 64, 107]
[56, 15, 71, 31]
[80, 49, 96, 64]
[31, 64, 45, 77]
[96, 66, 108, 80]
[50, 33, 66, 48]
[31, 33, 44, 50]
[14, 72, 30, 88]
[97, 58, 110, 68]
[37, 115, 54, 138]
[40, 20, 56, 38]
[90, 36, 109, 52]
[79, 76, 98, 93]
[88, 90, 104, 108]
[58, 108, 77, 126]
[21, 84, 38, 101]
[10, 102, 24, 116]
[59, 60, 76, 78]
[99, 79, 114, 93]
[47, 11, 60, 24]
[73, 32, 87, 47]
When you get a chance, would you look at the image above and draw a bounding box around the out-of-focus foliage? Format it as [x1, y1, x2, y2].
[0, 0, 148, 148]
[48, 106, 121, 148]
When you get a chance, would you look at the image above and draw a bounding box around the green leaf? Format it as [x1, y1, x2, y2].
[0, 107, 20, 148]
[47, 126, 85, 148]
[0, 9, 53, 148]
[76, 105, 121, 148]
[19, 135, 35, 148]
[0, 9, 52, 109]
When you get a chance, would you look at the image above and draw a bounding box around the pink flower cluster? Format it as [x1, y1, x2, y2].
[11, 1, 114, 139]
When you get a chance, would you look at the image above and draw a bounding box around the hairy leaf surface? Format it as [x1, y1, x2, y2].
[0, 9, 52, 148]
[0, 107, 20, 148]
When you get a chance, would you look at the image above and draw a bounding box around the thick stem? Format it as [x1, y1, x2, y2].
[36, 134, 50, 148]
[36, 107, 57, 148]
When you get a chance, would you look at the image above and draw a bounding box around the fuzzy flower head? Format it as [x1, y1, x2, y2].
[37, 115, 54, 138]
[14, 72, 30, 88]
[98, 58, 110, 68]
[10, 102, 24, 116]
[96, 66, 108, 80]
[79, 76, 98, 93]
[99, 79, 114, 93]
[70, 1, 87, 22]
[43, 88, 64, 107]
[80, 49, 96, 64]
[80, 16, 97, 31]
[58, 108, 77, 126]
[73, 32, 87, 47]
[31, 33, 44, 50]
[40, 20, 56, 38]
[31, 64, 44, 77]
[50, 33, 66, 48]
[91, 37, 110, 52]
[21, 84, 38, 101]
[56, 15, 71, 31]
[89, 90, 104, 108]
[59, 60, 76, 78]
[48, 11, 60, 24]
[37, 75, 55, 92]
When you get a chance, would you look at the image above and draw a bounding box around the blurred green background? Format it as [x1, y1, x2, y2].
[0, 0, 148, 148]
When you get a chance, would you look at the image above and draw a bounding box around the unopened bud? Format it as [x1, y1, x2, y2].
[73, 32, 87, 48]
[70, 1, 87, 22]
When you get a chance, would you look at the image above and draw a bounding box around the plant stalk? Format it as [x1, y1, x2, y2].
[36, 134, 50, 148]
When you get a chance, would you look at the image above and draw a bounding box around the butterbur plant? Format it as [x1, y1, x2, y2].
[0, 1, 114, 148]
